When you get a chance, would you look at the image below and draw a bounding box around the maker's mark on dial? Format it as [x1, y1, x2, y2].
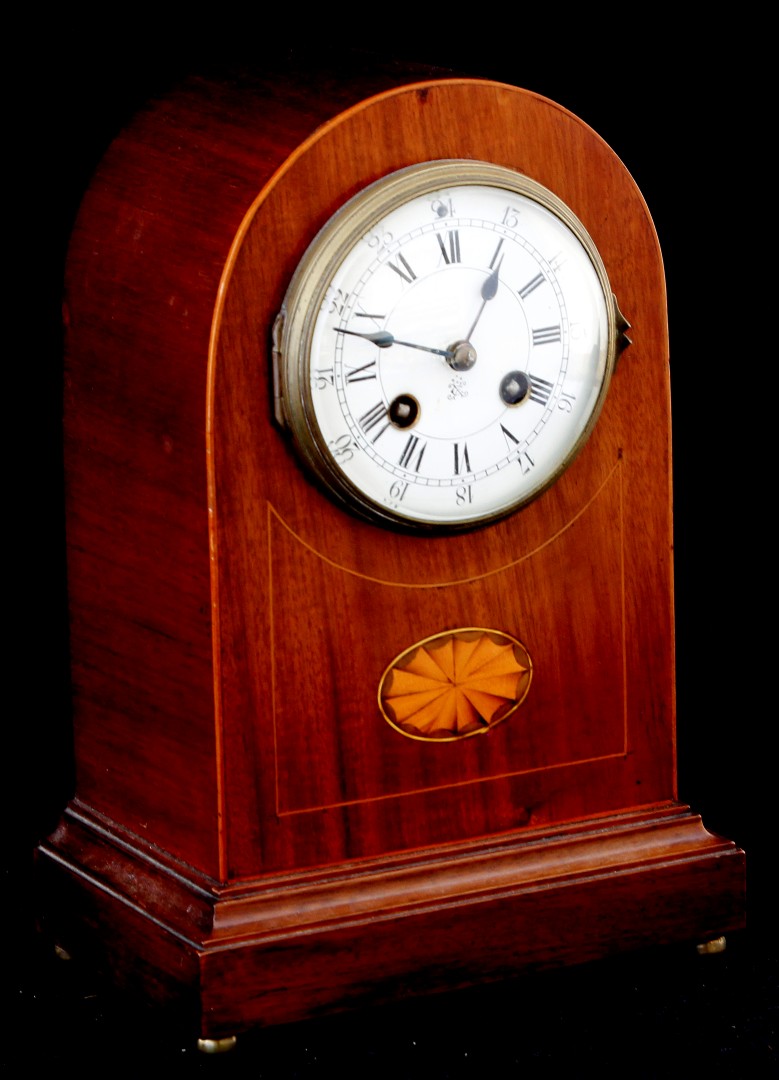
[378, 627, 532, 741]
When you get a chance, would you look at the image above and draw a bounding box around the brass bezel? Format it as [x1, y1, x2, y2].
[274, 159, 621, 532]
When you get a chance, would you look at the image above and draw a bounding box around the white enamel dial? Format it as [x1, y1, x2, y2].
[274, 160, 625, 532]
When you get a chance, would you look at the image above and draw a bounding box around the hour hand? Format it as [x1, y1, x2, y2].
[335, 326, 453, 359]
[335, 328, 395, 348]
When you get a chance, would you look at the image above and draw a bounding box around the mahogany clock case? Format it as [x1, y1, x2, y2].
[18, 39, 768, 1066]
[32, 47, 761, 846]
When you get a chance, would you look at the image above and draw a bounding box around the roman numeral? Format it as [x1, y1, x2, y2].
[387, 253, 416, 284]
[359, 402, 390, 441]
[529, 375, 554, 406]
[500, 423, 519, 450]
[436, 230, 461, 264]
[532, 325, 562, 346]
[345, 360, 377, 383]
[500, 426, 535, 474]
[453, 442, 471, 475]
[399, 435, 427, 471]
[519, 272, 544, 299]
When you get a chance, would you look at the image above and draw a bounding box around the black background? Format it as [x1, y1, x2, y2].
[11, 21, 775, 1074]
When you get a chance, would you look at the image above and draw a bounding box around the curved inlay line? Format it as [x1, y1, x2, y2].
[268, 457, 621, 589]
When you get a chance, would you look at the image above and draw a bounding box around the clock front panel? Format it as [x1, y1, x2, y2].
[210, 80, 674, 879]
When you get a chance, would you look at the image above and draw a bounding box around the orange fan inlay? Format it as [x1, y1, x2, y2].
[378, 628, 532, 741]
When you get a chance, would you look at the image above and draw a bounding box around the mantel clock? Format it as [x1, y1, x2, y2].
[35, 68, 746, 1050]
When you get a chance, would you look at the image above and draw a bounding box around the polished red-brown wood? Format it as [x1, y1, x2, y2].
[37, 801, 744, 1039]
[36, 67, 745, 1042]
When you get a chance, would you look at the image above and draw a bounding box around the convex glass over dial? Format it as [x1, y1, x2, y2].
[273, 160, 628, 531]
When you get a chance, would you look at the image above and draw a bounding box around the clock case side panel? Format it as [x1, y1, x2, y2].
[56, 86, 235, 875]
[211, 79, 681, 878]
[49, 70, 423, 880]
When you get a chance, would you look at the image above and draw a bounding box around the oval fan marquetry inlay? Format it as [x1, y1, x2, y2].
[378, 628, 532, 741]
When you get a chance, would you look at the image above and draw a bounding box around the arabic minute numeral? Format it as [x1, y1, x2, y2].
[518, 451, 535, 475]
[456, 484, 473, 506]
[312, 367, 334, 389]
[431, 197, 455, 218]
[501, 426, 535, 472]
[328, 433, 355, 462]
[324, 286, 350, 316]
[364, 230, 394, 249]
[389, 479, 409, 503]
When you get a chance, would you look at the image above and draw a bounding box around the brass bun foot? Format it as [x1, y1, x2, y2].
[696, 935, 727, 955]
[197, 1036, 237, 1054]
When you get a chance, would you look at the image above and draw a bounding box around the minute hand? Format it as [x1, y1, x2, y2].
[463, 257, 503, 342]
[335, 327, 453, 359]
